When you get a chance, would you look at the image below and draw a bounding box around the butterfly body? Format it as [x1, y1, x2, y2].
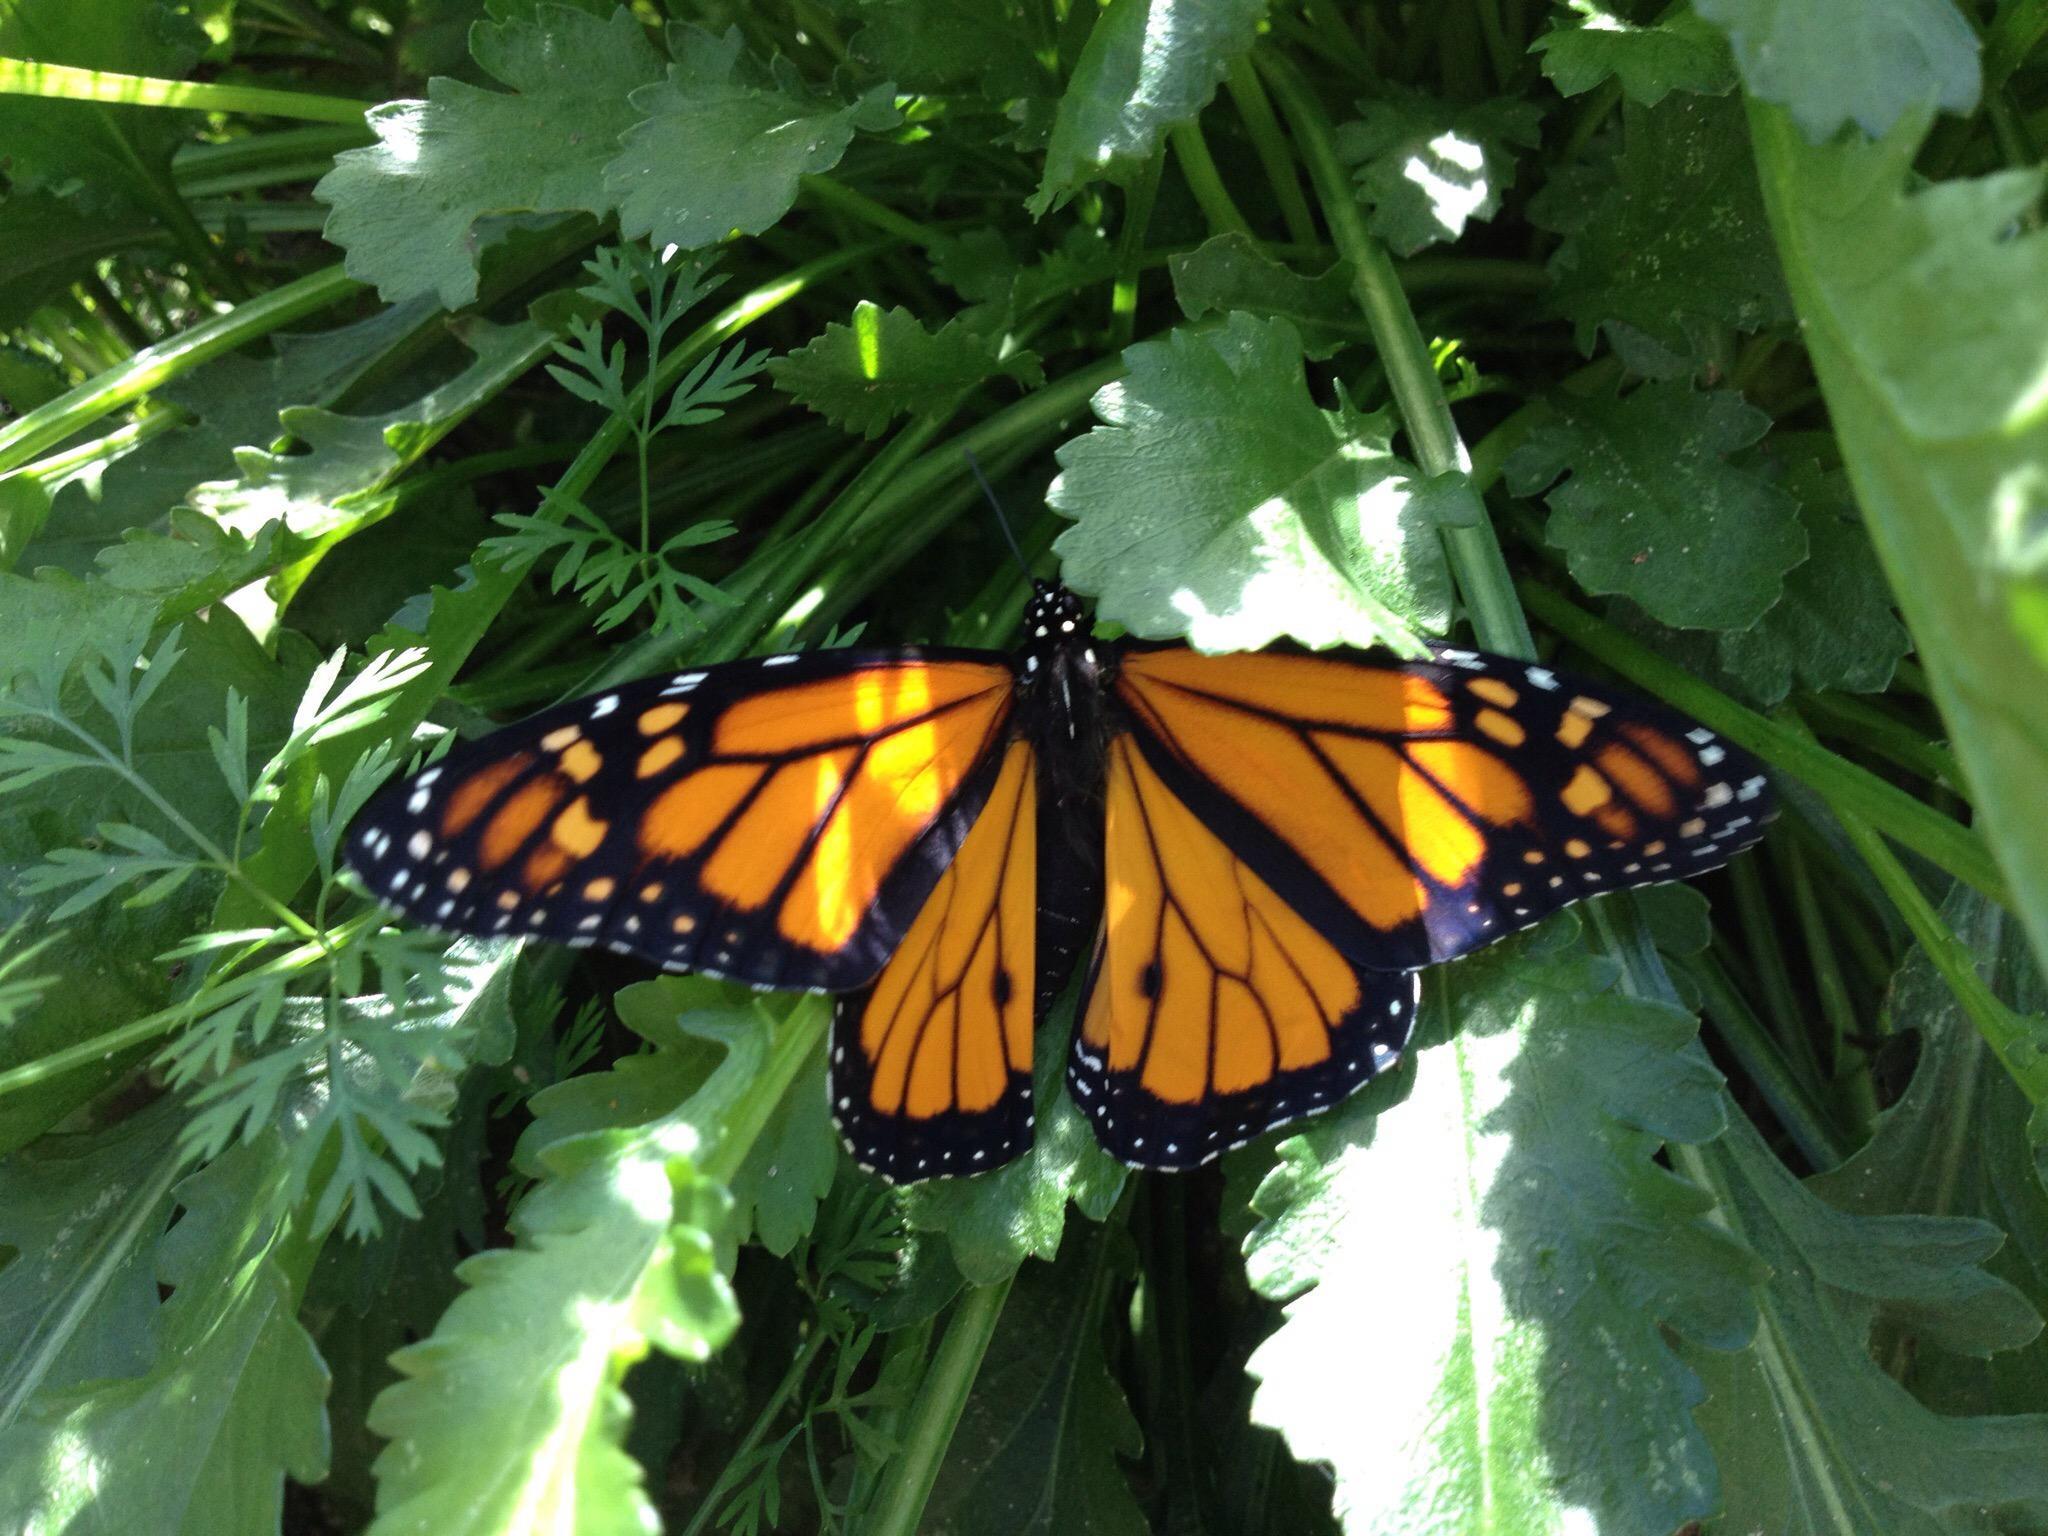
[348, 583, 1773, 1182]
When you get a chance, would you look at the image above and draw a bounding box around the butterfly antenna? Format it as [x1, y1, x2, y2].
[963, 447, 1034, 582]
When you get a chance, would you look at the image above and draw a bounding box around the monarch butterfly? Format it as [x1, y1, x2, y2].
[346, 583, 1773, 1181]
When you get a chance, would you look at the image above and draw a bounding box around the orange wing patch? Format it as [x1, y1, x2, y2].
[833, 740, 1038, 1180]
[1070, 736, 1415, 1168]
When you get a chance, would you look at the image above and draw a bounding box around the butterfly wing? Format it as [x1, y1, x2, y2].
[1066, 732, 1419, 1168]
[1113, 643, 1774, 971]
[347, 649, 1016, 991]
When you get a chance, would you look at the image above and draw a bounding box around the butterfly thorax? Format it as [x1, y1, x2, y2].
[1015, 582, 1113, 841]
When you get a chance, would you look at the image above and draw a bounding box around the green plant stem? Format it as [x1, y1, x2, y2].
[1110, 157, 1163, 347]
[1257, 48, 1531, 656]
[537, 243, 890, 521]
[0, 264, 362, 474]
[1799, 690, 1968, 797]
[1170, 120, 1253, 238]
[780, 434, 1041, 646]
[245, 0, 389, 71]
[678, 1328, 831, 1536]
[78, 271, 151, 352]
[1520, 580, 2010, 908]
[1783, 838, 1879, 1136]
[1475, 0, 1518, 89]
[0, 56, 370, 124]
[690, 353, 1116, 667]
[171, 122, 372, 179]
[863, 1278, 1014, 1536]
[1837, 808, 2048, 1118]
[0, 911, 380, 1100]
[1683, 950, 1849, 1171]
[1729, 856, 1819, 1080]
[1226, 55, 1320, 246]
[799, 175, 943, 248]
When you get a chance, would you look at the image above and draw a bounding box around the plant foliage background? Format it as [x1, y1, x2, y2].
[2, 0, 2047, 1531]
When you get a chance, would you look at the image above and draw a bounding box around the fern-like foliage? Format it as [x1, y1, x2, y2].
[483, 242, 770, 633]
[0, 627, 508, 1237]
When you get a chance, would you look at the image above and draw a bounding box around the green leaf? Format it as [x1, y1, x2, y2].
[769, 301, 1045, 438]
[368, 1119, 737, 1536]
[1167, 234, 1361, 360]
[0, 1101, 182, 1408]
[0, 189, 163, 334]
[1713, 452, 1908, 703]
[1809, 889, 2048, 1416]
[517, 979, 833, 1255]
[0, 1136, 330, 1536]
[1532, 2, 1737, 105]
[188, 315, 549, 552]
[0, 611, 307, 1147]
[1335, 89, 1543, 255]
[729, 1051, 838, 1259]
[904, 994, 1126, 1287]
[1028, 0, 1265, 215]
[923, 1227, 1145, 1536]
[1050, 314, 1454, 654]
[19, 299, 434, 581]
[1746, 105, 2048, 988]
[606, 25, 900, 253]
[1685, 1111, 2048, 1533]
[1506, 381, 1806, 630]
[849, 0, 1049, 98]
[1244, 925, 1763, 1534]
[315, 4, 665, 307]
[1695, 0, 1980, 139]
[1543, 93, 1792, 369]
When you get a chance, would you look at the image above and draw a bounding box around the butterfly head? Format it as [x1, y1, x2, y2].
[1020, 583, 1091, 670]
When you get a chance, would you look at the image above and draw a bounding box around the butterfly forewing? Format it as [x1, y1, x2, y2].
[1112, 643, 1775, 973]
[346, 648, 1016, 991]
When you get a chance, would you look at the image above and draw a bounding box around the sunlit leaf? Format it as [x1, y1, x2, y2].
[368, 1120, 737, 1536]
[1747, 104, 2048, 979]
[1335, 89, 1543, 255]
[0, 1137, 329, 1536]
[770, 301, 1045, 438]
[605, 25, 899, 253]
[1050, 314, 1454, 654]
[1029, 0, 1264, 214]
[1244, 925, 1763, 1534]
[1532, 1, 1736, 105]
[1696, 0, 1980, 139]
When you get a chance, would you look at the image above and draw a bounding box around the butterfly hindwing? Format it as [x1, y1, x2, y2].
[1067, 733, 1419, 1169]
[347, 648, 1015, 991]
[1112, 643, 1775, 972]
[832, 739, 1040, 1179]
